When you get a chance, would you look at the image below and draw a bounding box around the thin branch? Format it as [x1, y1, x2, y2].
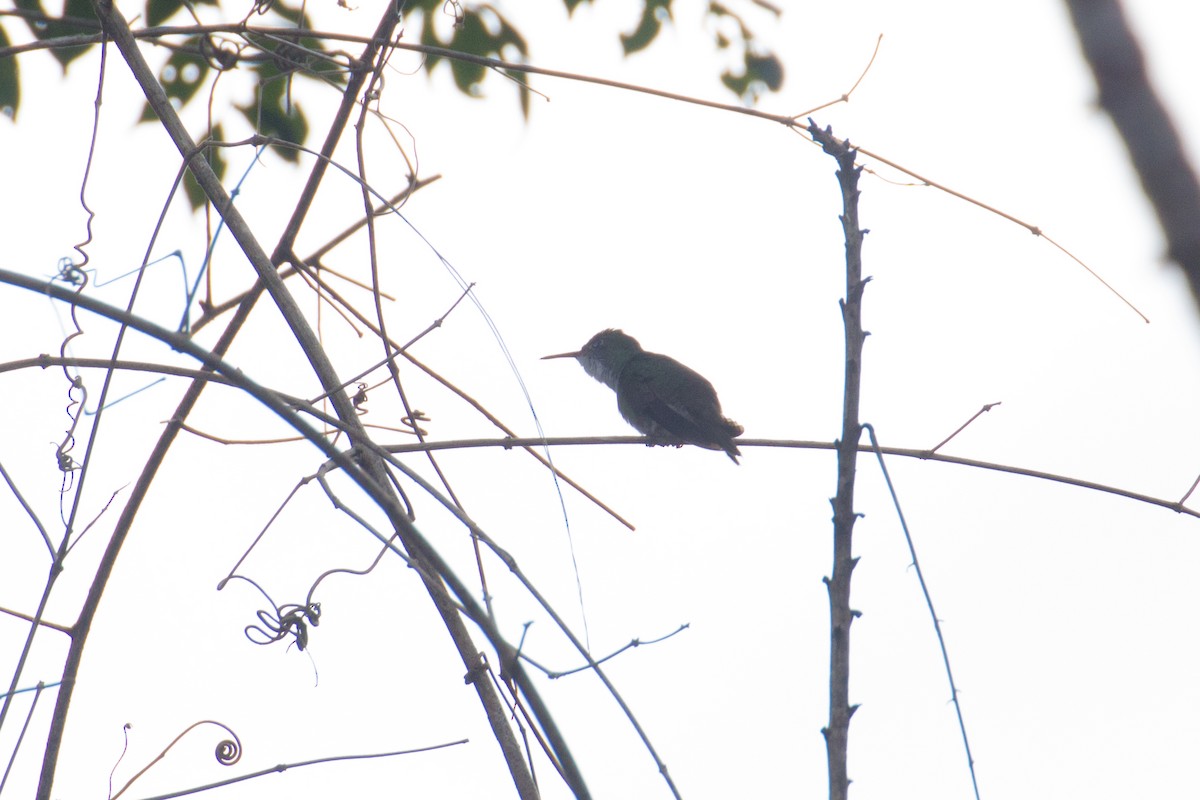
[125, 739, 466, 800]
[795, 33, 883, 118]
[387, 435, 1200, 520]
[852, 142, 1148, 323]
[1179, 473, 1200, 506]
[7, 348, 1185, 529]
[0, 18, 1159, 323]
[0, 607, 70, 635]
[929, 402, 1002, 453]
[0, 460, 54, 558]
[119, 732, 466, 800]
[0, 681, 50, 795]
[111, 720, 242, 800]
[864, 424, 981, 800]
[0, 23, 815, 125]
[306, 281, 476, 405]
[4, 290, 561, 800]
[337, 443, 675, 797]
[32, 1, 547, 795]
[521, 624, 691, 679]
[189, 178, 440, 334]
[2, 353, 636, 530]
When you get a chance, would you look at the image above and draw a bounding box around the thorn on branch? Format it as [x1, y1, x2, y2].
[464, 652, 489, 685]
[806, 118, 858, 161]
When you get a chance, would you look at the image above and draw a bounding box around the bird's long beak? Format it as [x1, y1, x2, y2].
[541, 350, 581, 361]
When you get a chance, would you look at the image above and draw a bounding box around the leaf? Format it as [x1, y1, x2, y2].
[267, 0, 315, 30]
[0, 25, 19, 120]
[146, 0, 186, 27]
[13, 0, 98, 71]
[747, 51, 783, 91]
[419, 10, 443, 72]
[140, 41, 210, 121]
[236, 72, 307, 161]
[244, 25, 348, 88]
[448, 14, 489, 94]
[721, 50, 783, 103]
[620, 0, 673, 55]
[297, 35, 348, 86]
[420, 4, 529, 103]
[703, 2, 783, 102]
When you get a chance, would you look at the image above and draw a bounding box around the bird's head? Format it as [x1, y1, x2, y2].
[542, 329, 644, 389]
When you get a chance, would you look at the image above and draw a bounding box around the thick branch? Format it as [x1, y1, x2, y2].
[1064, 0, 1200, 309]
[810, 121, 866, 800]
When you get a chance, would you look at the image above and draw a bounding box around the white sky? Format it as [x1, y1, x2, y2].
[3, 1, 1200, 798]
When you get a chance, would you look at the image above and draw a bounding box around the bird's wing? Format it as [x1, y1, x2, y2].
[618, 354, 732, 446]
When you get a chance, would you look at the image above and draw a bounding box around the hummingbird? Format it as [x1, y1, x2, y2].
[542, 329, 744, 463]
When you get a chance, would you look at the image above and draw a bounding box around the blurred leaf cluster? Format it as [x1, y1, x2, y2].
[0, 0, 784, 206]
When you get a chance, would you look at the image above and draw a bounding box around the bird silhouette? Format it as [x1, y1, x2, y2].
[543, 329, 744, 463]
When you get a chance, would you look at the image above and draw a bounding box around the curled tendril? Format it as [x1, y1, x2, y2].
[55, 442, 77, 473]
[53, 252, 87, 497]
[55, 372, 85, 495]
[110, 721, 242, 800]
[443, 0, 464, 28]
[56, 375, 84, 453]
[54, 256, 88, 288]
[246, 602, 321, 651]
[200, 35, 242, 71]
[400, 410, 429, 437]
[351, 382, 368, 413]
[215, 736, 242, 765]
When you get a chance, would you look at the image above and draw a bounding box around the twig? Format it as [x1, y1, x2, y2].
[852, 143, 1148, 323]
[929, 402, 1002, 453]
[1179, 472, 1200, 506]
[124, 739, 464, 800]
[189, 179, 440, 334]
[864, 424, 981, 800]
[385, 435, 1200, 520]
[521, 624, 691, 679]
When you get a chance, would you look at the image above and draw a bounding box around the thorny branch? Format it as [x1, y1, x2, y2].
[809, 119, 866, 800]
